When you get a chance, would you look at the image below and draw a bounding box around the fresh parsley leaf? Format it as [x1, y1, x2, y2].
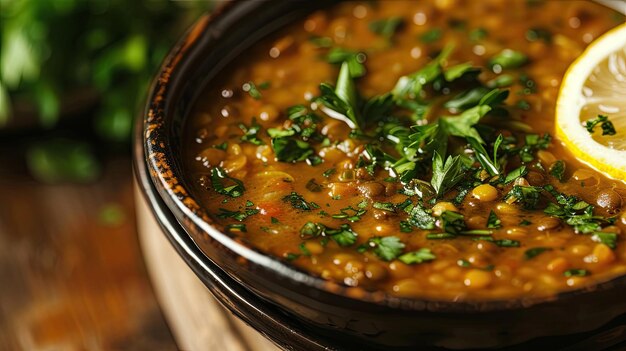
[305, 178, 323, 192]
[487, 210, 502, 229]
[441, 104, 491, 143]
[405, 202, 436, 230]
[271, 137, 314, 163]
[392, 44, 453, 100]
[326, 48, 367, 78]
[592, 232, 618, 249]
[326, 224, 358, 246]
[469, 28, 488, 41]
[369, 17, 405, 39]
[242, 81, 262, 99]
[298, 242, 311, 256]
[331, 205, 367, 222]
[504, 166, 528, 184]
[467, 134, 503, 176]
[217, 207, 259, 222]
[440, 210, 466, 235]
[373, 202, 395, 212]
[210, 167, 245, 198]
[300, 221, 324, 239]
[489, 49, 528, 70]
[399, 248, 436, 264]
[420, 28, 442, 43]
[318, 62, 360, 129]
[239, 118, 265, 145]
[549, 160, 566, 182]
[368, 236, 405, 261]
[212, 142, 228, 150]
[430, 152, 467, 198]
[524, 247, 552, 260]
[282, 192, 319, 211]
[322, 168, 336, 178]
[505, 185, 542, 209]
[526, 27, 552, 43]
[584, 115, 616, 136]
[564, 269, 589, 277]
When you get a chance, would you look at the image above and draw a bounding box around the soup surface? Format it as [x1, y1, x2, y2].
[185, 0, 626, 300]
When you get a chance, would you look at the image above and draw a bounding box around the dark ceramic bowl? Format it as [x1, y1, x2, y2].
[135, 1, 626, 349]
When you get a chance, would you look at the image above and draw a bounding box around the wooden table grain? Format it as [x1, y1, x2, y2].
[0, 155, 178, 350]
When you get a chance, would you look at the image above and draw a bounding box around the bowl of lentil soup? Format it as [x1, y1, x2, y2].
[137, 0, 626, 349]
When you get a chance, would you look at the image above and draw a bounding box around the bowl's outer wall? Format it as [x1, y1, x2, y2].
[139, 0, 626, 349]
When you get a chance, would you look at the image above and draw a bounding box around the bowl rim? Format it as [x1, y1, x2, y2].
[139, 0, 626, 313]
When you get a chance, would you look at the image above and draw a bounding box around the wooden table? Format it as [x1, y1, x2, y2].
[0, 153, 178, 350]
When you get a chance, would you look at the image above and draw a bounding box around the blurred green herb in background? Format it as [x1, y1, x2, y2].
[0, 0, 208, 182]
[0, 0, 207, 137]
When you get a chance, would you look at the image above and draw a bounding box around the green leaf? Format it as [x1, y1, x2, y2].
[282, 192, 318, 211]
[549, 160, 566, 182]
[398, 248, 436, 264]
[406, 202, 436, 230]
[489, 49, 528, 70]
[592, 232, 618, 249]
[271, 137, 314, 163]
[326, 48, 367, 78]
[524, 247, 552, 260]
[441, 105, 491, 143]
[239, 118, 265, 145]
[243, 81, 262, 99]
[420, 28, 442, 43]
[326, 224, 358, 247]
[443, 62, 475, 82]
[504, 166, 528, 184]
[564, 269, 589, 277]
[505, 185, 542, 209]
[300, 222, 325, 239]
[210, 167, 245, 198]
[467, 134, 502, 176]
[369, 17, 405, 39]
[392, 44, 453, 100]
[26, 139, 100, 183]
[487, 210, 501, 229]
[584, 115, 616, 136]
[440, 210, 466, 235]
[318, 62, 361, 129]
[369, 236, 405, 261]
[430, 152, 467, 198]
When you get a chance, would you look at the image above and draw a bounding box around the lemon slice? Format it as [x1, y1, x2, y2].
[556, 23, 626, 181]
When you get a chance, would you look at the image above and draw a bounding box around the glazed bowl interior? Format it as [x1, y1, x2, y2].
[140, 0, 626, 349]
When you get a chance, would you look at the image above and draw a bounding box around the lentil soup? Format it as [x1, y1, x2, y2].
[185, 0, 626, 300]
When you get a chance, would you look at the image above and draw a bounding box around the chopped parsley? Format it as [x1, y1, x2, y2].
[242, 81, 263, 99]
[239, 118, 265, 145]
[369, 17, 405, 39]
[487, 210, 502, 229]
[549, 160, 566, 182]
[420, 28, 442, 43]
[217, 207, 259, 222]
[592, 232, 618, 249]
[282, 192, 319, 211]
[564, 269, 589, 277]
[210, 167, 245, 198]
[331, 205, 367, 222]
[326, 224, 358, 246]
[584, 115, 616, 136]
[524, 247, 552, 260]
[368, 236, 405, 261]
[326, 48, 367, 78]
[398, 248, 436, 264]
[489, 49, 528, 71]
